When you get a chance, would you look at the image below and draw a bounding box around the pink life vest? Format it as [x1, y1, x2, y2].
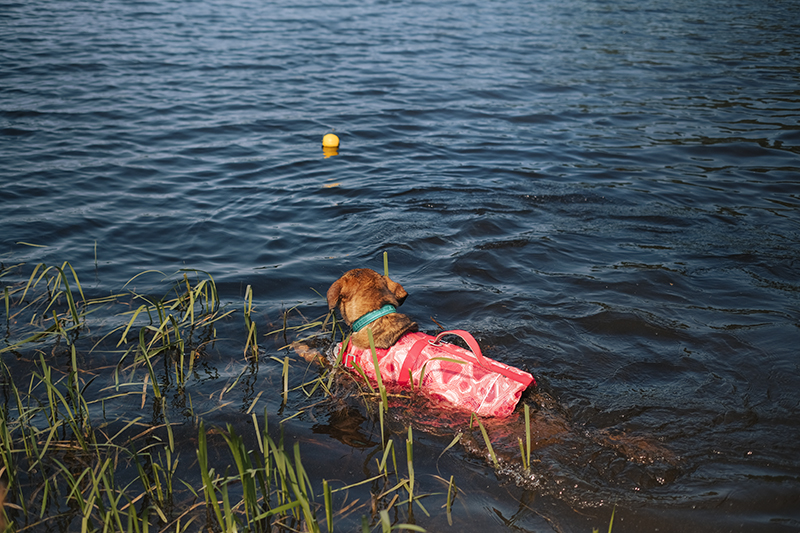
[336, 329, 535, 418]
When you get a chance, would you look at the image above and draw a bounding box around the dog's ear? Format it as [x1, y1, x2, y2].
[384, 276, 408, 306]
[327, 278, 344, 310]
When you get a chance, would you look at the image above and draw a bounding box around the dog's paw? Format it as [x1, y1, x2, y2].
[292, 341, 326, 364]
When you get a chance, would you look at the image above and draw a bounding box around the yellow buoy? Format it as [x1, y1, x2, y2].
[322, 133, 340, 148]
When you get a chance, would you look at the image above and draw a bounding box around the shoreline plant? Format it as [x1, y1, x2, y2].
[1, 259, 616, 533]
[0, 261, 443, 532]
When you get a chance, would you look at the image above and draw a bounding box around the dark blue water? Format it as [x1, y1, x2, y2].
[3, 0, 800, 531]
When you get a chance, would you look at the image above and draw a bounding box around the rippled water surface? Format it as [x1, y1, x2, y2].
[2, 0, 800, 531]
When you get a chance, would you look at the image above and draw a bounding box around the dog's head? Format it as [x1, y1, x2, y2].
[327, 268, 409, 326]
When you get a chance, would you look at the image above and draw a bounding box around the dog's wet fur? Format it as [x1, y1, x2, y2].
[326, 268, 418, 349]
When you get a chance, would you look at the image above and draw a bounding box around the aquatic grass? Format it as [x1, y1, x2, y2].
[377, 439, 396, 478]
[275, 305, 325, 345]
[445, 475, 456, 526]
[438, 432, 462, 464]
[474, 416, 500, 469]
[323, 479, 334, 533]
[244, 284, 258, 358]
[379, 399, 387, 449]
[5, 348, 171, 529]
[367, 327, 389, 416]
[519, 403, 532, 472]
[406, 427, 415, 503]
[137, 328, 163, 401]
[0, 261, 108, 354]
[197, 411, 429, 533]
[349, 360, 376, 394]
[110, 268, 232, 399]
[117, 269, 225, 346]
[265, 434, 321, 531]
[16, 262, 87, 330]
[0, 262, 240, 531]
[322, 428, 429, 532]
[219, 422, 268, 529]
[267, 306, 331, 352]
[197, 421, 226, 528]
[34, 350, 92, 451]
[0, 259, 476, 532]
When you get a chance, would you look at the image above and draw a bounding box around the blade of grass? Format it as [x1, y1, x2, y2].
[55, 265, 81, 326]
[197, 422, 225, 527]
[323, 479, 333, 533]
[117, 304, 149, 347]
[138, 328, 162, 400]
[446, 475, 456, 526]
[20, 262, 46, 303]
[367, 328, 388, 413]
[283, 356, 290, 404]
[63, 261, 87, 305]
[476, 417, 499, 469]
[378, 439, 395, 476]
[525, 403, 531, 471]
[406, 426, 415, 502]
[437, 432, 462, 462]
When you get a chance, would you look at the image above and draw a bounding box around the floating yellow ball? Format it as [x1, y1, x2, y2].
[322, 133, 340, 148]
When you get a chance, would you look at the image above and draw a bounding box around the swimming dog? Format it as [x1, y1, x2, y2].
[301, 268, 534, 417]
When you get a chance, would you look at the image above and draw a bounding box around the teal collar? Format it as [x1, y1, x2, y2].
[351, 304, 397, 333]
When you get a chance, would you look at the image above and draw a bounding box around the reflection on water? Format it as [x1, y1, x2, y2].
[2, 0, 800, 530]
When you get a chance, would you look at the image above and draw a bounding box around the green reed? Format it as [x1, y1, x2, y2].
[323, 479, 333, 533]
[0, 262, 235, 531]
[405, 426, 416, 503]
[1, 261, 98, 354]
[0, 352, 161, 530]
[114, 268, 232, 397]
[0, 258, 490, 532]
[244, 284, 258, 358]
[197, 409, 437, 533]
[519, 403, 532, 471]
[323, 427, 426, 532]
[445, 475, 457, 526]
[475, 416, 500, 469]
[269, 305, 331, 351]
[367, 327, 389, 415]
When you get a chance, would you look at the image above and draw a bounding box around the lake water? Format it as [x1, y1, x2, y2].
[2, 0, 800, 531]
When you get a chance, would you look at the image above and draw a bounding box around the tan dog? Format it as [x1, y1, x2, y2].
[322, 268, 534, 417]
[326, 268, 418, 350]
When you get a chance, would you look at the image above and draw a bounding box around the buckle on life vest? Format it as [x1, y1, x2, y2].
[338, 338, 357, 368]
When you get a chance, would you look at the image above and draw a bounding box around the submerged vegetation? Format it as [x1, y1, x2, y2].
[0, 260, 618, 532]
[0, 260, 462, 532]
